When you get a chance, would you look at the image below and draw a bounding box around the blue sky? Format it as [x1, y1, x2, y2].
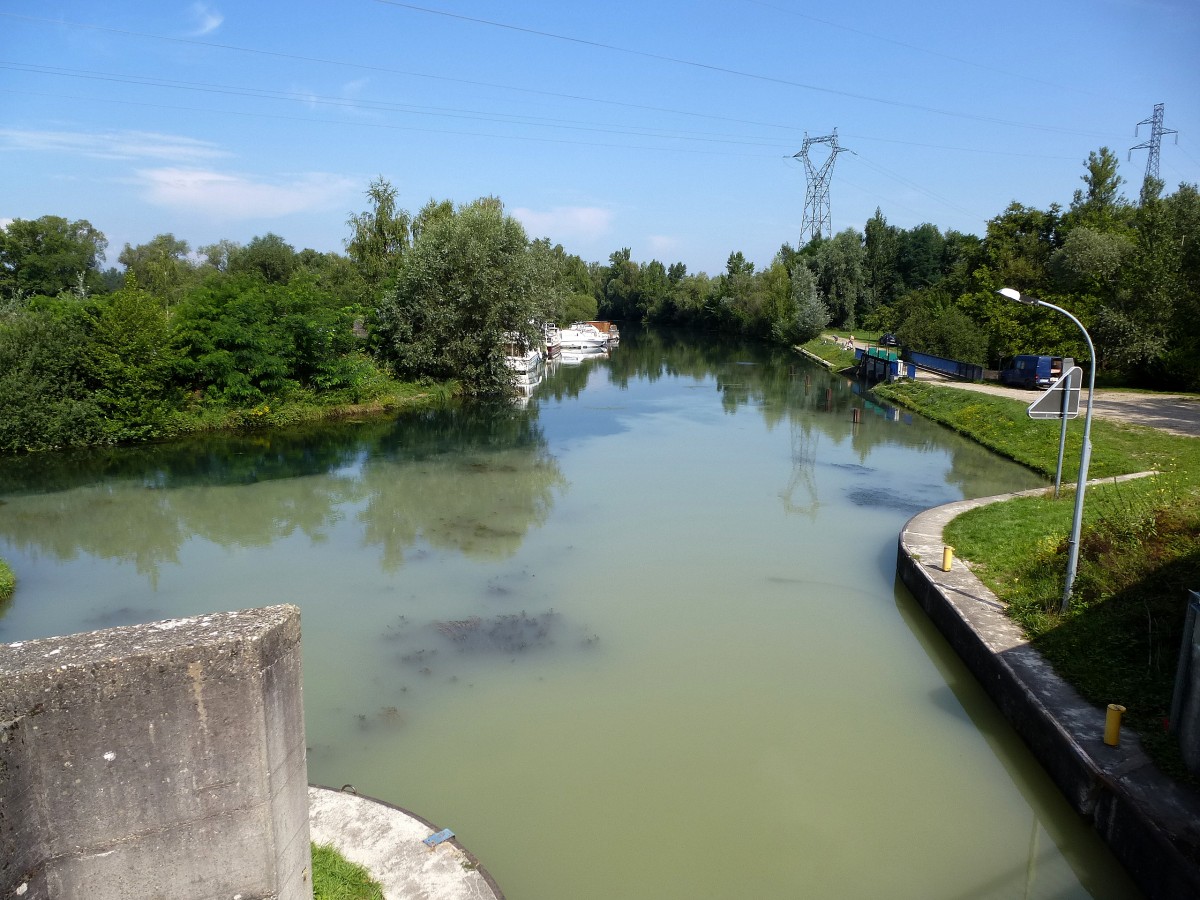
[2, 0, 1198, 275]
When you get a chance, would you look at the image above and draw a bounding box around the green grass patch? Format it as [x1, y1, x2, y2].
[173, 378, 454, 437]
[800, 336, 858, 371]
[876, 380, 1200, 783]
[873, 381, 1190, 481]
[312, 843, 384, 900]
[0, 557, 14, 604]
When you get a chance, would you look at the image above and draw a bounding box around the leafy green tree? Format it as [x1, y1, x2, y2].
[974, 202, 1062, 294]
[118, 233, 197, 307]
[172, 275, 293, 404]
[0, 215, 108, 300]
[600, 248, 641, 320]
[895, 290, 988, 364]
[198, 239, 241, 273]
[346, 177, 412, 292]
[811, 229, 866, 328]
[1099, 179, 1181, 375]
[896, 223, 945, 291]
[863, 209, 901, 312]
[639, 259, 673, 323]
[1048, 226, 1131, 300]
[228, 233, 297, 284]
[0, 306, 104, 451]
[788, 262, 829, 343]
[1066, 147, 1129, 232]
[373, 197, 556, 397]
[711, 252, 765, 333]
[85, 279, 181, 440]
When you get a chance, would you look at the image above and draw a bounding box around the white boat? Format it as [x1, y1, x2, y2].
[559, 323, 609, 350]
[504, 333, 543, 379]
[542, 323, 562, 359]
[583, 321, 620, 346]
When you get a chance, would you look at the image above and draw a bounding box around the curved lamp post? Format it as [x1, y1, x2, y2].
[997, 288, 1097, 613]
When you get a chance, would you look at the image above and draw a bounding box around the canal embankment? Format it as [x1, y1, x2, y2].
[898, 486, 1200, 900]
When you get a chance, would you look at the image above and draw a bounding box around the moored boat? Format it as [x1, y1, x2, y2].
[559, 322, 609, 350]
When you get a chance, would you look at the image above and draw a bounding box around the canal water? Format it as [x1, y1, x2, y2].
[0, 328, 1140, 899]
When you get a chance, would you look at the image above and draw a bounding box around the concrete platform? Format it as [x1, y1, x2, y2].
[898, 481, 1200, 900]
[308, 785, 504, 900]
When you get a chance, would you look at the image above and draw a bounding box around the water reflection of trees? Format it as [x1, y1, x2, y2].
[359, 404, 564, 570]
[555, 325, 1042, 505]
[0, 404, 563, 581]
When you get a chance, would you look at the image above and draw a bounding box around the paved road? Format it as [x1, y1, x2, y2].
[932, 379, 1200, 438]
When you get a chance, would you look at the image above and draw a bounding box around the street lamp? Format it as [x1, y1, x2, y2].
[997, 288, 1097, 613]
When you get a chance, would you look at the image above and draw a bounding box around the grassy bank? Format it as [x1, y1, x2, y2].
[874, 380, 1200, 781]
[313, 843, 384, 900]
[0, 376, 457, 604]
[799, 336, 858, 371]
[0, 558, 13, 605]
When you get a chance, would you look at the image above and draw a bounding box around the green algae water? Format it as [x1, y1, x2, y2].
[0, 328, 1140, 899]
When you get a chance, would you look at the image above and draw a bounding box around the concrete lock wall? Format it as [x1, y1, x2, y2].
[0, 605, 312, 900]
[1175, 594, 1200, 775]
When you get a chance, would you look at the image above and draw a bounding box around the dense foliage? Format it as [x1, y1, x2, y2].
[373, 197, 561, 398]
[587, 151, 1199, 386]
[1, 153, 1197, 452]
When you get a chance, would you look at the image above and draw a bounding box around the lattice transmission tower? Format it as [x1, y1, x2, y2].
[794, 129, 850, 244]
[1129, 103, 1178, 198]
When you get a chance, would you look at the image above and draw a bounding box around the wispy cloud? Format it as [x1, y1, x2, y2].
[513, 206, 613, 242]
[135, 168, 357, 219]
[0, 128, 229, 163]
[187, 3, 224, 37]
[0, 218, 14, 232]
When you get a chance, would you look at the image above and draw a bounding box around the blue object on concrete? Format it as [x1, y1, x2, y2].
[423, 828, 455, 848]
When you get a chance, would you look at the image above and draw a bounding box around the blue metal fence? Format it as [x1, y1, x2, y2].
[905, 350, 984, 382]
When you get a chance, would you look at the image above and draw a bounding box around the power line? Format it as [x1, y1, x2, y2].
[370, 2, 1114, 138]
[0, 59, 1102, 164]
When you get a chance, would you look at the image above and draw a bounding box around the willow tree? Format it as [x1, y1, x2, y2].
[346, 177, 412, 294]
[372, 197, 556, 397]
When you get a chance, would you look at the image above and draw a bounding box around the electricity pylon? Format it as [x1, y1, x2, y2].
[794, 129, 849, 244]
[1129, 103, 1177, 199]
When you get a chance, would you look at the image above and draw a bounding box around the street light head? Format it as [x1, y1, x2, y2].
[997, 287, 1040, 306]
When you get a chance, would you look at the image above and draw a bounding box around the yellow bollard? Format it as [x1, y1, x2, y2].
[941, 546, 954, 572]
[1104, 704, 1126, 746]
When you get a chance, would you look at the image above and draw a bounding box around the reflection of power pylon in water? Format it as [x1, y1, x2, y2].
[779, 419, 820, 518]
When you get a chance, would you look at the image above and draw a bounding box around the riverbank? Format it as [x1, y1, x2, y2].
[898, 490, 1200, 899]
[872, 379, 1200, 781]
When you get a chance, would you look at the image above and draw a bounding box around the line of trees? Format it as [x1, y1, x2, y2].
[0, 183, 598, 451]
[592, 150, 1199, 388]
[2, 150, 1197, 453]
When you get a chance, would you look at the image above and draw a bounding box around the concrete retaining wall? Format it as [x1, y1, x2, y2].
[899, 493, 1200, 900]
[0, 605, 311, 900]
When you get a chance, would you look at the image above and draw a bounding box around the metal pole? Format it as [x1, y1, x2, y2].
[1054, 380, 1069, 498]
[1035, 301, 1097, 612]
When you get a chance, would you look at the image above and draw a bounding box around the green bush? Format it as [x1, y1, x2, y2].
[0, 307, 106, 451]
[0, 558, 14, 604]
